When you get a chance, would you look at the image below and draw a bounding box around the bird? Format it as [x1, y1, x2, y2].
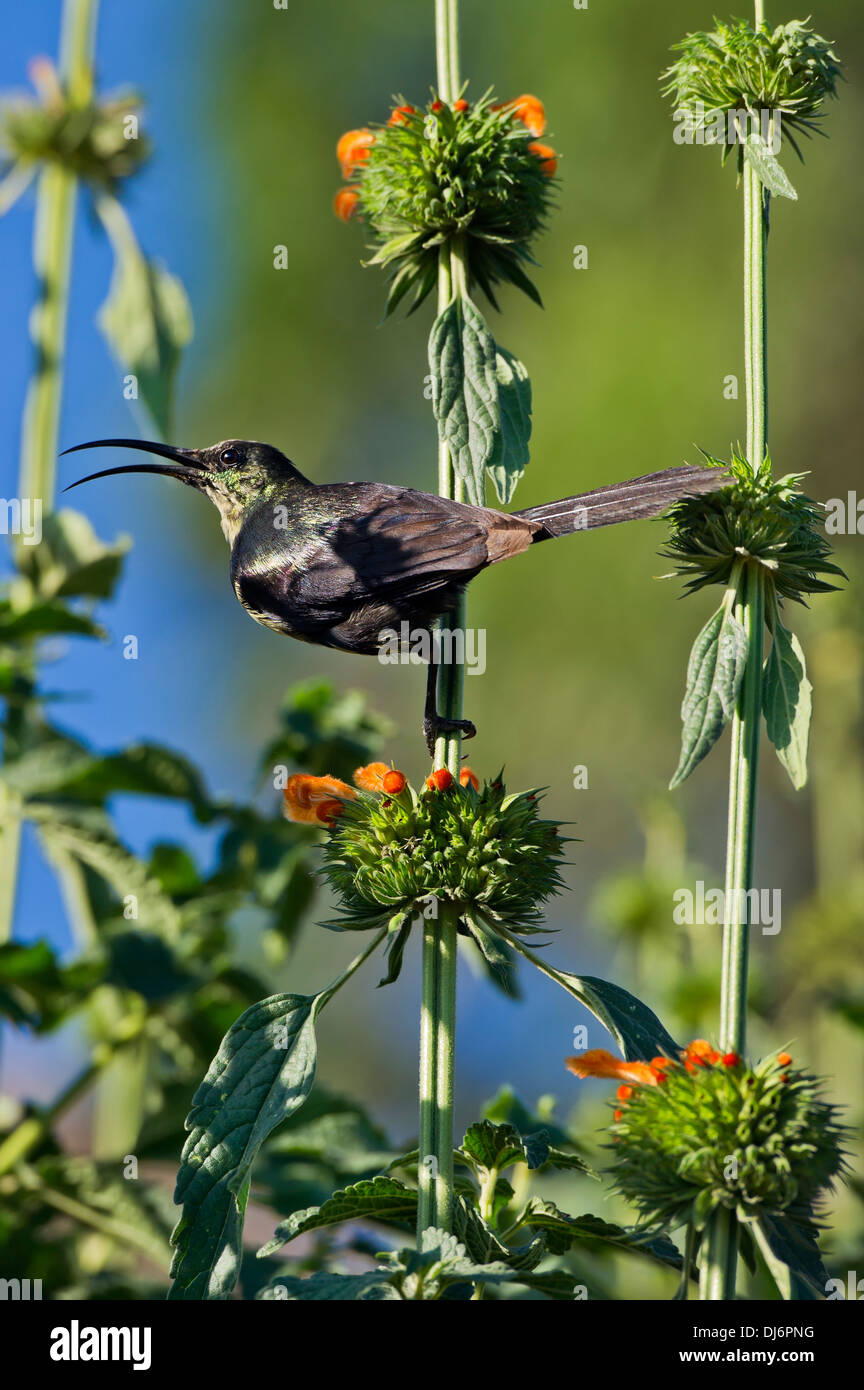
[62, 438, 726, 751]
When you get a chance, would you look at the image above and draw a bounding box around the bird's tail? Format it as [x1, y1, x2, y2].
[512, 464, 727, 540]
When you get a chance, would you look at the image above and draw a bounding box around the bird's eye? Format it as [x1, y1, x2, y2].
[220, 447, 240, 465]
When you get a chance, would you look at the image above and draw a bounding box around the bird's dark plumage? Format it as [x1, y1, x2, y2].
[62, 437, 728, 742]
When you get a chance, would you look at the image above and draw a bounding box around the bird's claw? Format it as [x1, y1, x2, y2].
[423, 715, 477, 757]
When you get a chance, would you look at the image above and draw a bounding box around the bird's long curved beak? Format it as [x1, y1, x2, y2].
[60, 438, 207, 491]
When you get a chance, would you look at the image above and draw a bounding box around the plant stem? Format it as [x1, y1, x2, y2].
[2, 0, 99, 949]
[17, 0, 99, 515]
[417, 0, 463, 1247]
[707, 8, 770, 1294]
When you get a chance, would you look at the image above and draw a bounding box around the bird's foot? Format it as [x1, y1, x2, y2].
[423, 714, 477, 757]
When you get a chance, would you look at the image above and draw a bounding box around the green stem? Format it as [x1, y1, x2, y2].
[3, 0, 100, 948]
[0, 1053, 110, 1177]
[17, 0, 99, 515]
[707, 7, 770, 1293]
[417, 0, 464, 1248]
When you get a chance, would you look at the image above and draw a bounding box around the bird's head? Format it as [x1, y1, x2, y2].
[62, 438, 310, 543]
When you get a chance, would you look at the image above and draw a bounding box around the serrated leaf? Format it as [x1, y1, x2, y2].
[670, 603, 748, 788]
[753, 1213, 827, 1300]
[763, 621, 812, 789]
[258, 1270, 395, 1300]
[743, 133, 798, 200]
[169, 991, 325, 1299]
[259, 1175, 418, 1258]
[516, 1197, 682, 1269]
[96, 194, 193, 438]
[454, 1197, 547, 1271]
[31, 803, 181, 936]
[459, 1119, 549, 1174]
[487, 344, 532, 504]
[429, 295, 499, 505]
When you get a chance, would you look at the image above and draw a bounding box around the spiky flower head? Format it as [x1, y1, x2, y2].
[0, 59, 150, 189]
[314, 765, 566, 984]
[334, 93, 557, 315]
[661, 19, 841, 163]
[570, 1042, 846, 1232]
[662, 452, 842, 603]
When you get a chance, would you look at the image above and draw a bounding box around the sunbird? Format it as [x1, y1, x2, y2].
[63, 438, 724, 750]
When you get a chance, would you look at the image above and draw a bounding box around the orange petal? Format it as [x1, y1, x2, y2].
[565, 1050, 659, 1086]
[453, 98, 469, 112]
[336, 128, 375, 178]
[283, 773, 356, 824]
[353, 762, 390, 792]
[528, 141, 557, 177]
[316, 798, 345, 826]
[777, 1051, 792, 1067]
[382, 769, 407, 794]
[333, 188, 359, 222]
[426, 769, 453, 791]
[459, 768, 479, 790]
[389, 104, 417, 126]
[508, 94, 546, 137]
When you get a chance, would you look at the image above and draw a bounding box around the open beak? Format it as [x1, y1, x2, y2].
[61, 438, 208, 491]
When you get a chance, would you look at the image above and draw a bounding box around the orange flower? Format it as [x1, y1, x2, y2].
[722, 1052, 742, 1068]
[777, 1051, 792, 1067]
[352, 762, 407, 795]
[528, 141, 557, 177]
[389, 104, 417, 126]
[684, 1039, 721, 1065]
[316, 798, 345, 827]
[565, 1050, 659, 1087]
[651, 1056, 676, 1071]
[426, 768, 453, 791]
[453, 98, 469, 112]
[508, 94, 546, 137]
[353, 762, 390, 792]
[616, 1084, 634, 1102]
[613, 1109, 624, 1122]
[283, 773, 356, 825]
[430, 100, 444, 112]
[336, 127, 375, 177]
[459, 767, 479, 790]
[333, 188, 359, 222]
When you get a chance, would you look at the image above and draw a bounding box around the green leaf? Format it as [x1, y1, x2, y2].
[32, 803, 181, 936]
[459, 1119, 549, 1174]
[486, 344, 532, 504]
[259, 1176, 418, 1258]
[454, 1198, 546, 1271]
[258, 1270, 395, 1300]
[743, 133, 798, 200]
[753, 1213, 827, 1300]
[429, 295, 499, 505]
[17, 510, 129, 601]
[763, 620, 812, 789]
[0, 599, 104, 642]
[168, 991, 327, 1299]
[670, 602, 748, 788]
[33, 1156, 174, 1267]
[96, 194, 193, 438]
[515, 1197, 682, 1269]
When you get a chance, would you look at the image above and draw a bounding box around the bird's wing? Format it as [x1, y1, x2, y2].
[290, 486, 493, 609]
